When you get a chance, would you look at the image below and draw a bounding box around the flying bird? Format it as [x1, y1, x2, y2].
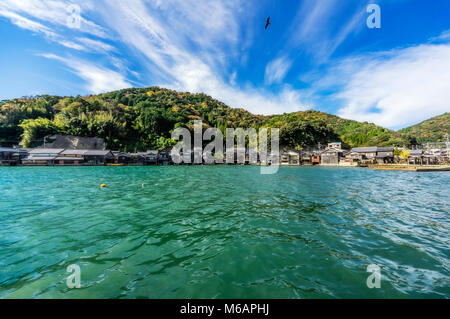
[265, 17, 271, 30]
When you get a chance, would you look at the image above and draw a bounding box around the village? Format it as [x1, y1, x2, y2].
[1, 135, 449, 170]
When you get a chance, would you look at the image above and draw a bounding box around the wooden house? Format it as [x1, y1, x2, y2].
[112, 152, 132, 165]
[55, 149, 87, 165]
[351, 147, 394, 164]
[320, 148, 340, 165]
[144, 150, 159, 165]
[320, 148, 347, 165]
[22, 148, 64, 165]
[83, 150, 114, 165]
[158, 150, 172, 165]
[0, 147, 28, 166]
[280, 151, 290, 165]
[311, 154, 320, 165]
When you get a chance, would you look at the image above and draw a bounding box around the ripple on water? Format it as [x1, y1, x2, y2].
[0, 166, 449, 298]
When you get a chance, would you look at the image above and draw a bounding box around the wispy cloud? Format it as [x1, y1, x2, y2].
[313, 43, 450, 128]
[96, 0, 308, 115]
[265, 56, 292, 85]
[75, 37, 115, 53]
[39, 53, 131, 94]
[0, 9, 56, 38]
[0, 0, 108, 38]
[0, 1, 115, 54]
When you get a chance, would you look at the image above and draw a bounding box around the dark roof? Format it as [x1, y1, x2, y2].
[29, 148, 64, 154]
[351, 147, 378, 153]
[84, 150, 112, 156]
[377, 147, 394, 152]
[352, 147, 394, 153]
[60, 149, 89, 155]
[0, 147, 27, 153]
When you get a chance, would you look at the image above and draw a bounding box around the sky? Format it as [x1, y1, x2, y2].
[0, 0, 449, 130]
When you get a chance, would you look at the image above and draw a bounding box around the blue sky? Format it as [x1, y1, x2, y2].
[0, 0, 449, 129]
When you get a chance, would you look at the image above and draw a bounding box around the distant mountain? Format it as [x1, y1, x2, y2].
[399, 113, 450, 143]
[0, 87, 445, 151]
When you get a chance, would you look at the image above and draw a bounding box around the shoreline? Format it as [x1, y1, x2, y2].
[2, 163, 450, 172]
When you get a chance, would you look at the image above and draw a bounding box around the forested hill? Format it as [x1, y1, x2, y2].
[399, 113, 450, 143]
[0, 87, 444, 151]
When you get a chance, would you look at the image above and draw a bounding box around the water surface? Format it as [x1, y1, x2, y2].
[0, 166, 449, 298]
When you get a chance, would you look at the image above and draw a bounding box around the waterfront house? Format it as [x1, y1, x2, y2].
[112, 151, 132, 165]
[144, 150, 159, 165]
[265, 152, 280, 165]
[22, 148, 64, 165]
[408, 149, 424, 165]
[345, 151, 362, 162]
[289, 151, 300, 165]
[281, 150, 300, 165]
[158, 150, 172, 165]
[55, 149, 87, 165]
[320, 148, 341, 165]
[129, 152, 146, 165]
[83, 150, 114, 165]
[351, 147, 394, 164]
[311, 154, 320, 165]
[0, 147, 28, 166]
[280, 151, 290, 165]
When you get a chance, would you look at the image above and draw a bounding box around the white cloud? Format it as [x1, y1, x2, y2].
[0, 9, 56, 38]
[0, 0, 108, 38]
[97, 0, 308, 115]
[318, 43, 450, 129]
[75, 37, 115, 53]
[0, 5, 116, 54]
[39, 53, 131, 94]
[265, 56, 292, 85]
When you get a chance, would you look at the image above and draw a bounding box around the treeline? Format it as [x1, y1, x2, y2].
[0, 87, 428, 151]
[399, 112, 449, 143]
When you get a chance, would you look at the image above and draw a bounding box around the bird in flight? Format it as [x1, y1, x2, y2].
[265, 17, 271, 30]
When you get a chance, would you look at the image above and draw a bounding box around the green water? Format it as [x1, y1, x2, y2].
[0, 166, 449, 298]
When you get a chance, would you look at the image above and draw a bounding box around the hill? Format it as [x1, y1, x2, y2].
[0, 87, 444, 151]
[399, 113, 450, 143]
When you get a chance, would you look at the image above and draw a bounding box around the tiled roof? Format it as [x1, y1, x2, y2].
[28, 148, 64, 154]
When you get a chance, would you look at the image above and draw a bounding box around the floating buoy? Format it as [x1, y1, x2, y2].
[100, 184, 106, 188]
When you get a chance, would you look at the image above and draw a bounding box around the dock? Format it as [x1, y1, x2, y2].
[369, 164, 450, 172]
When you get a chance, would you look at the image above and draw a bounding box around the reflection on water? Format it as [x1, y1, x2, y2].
[0, 166, 449, 298]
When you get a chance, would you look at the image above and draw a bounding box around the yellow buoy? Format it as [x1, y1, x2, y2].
[100, 184, 106, 188]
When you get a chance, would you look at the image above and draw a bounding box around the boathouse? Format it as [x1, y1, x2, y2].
[320, 148, 341, 165]
[144, 150, 159, 165]
[56, 149, 87, 165]
[0, 147, 28, 166]
[158, 150, 172, 165]
[22, 148, 64, 165]
[83, 150, 114, 165]
[351, 147, 394, 164]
